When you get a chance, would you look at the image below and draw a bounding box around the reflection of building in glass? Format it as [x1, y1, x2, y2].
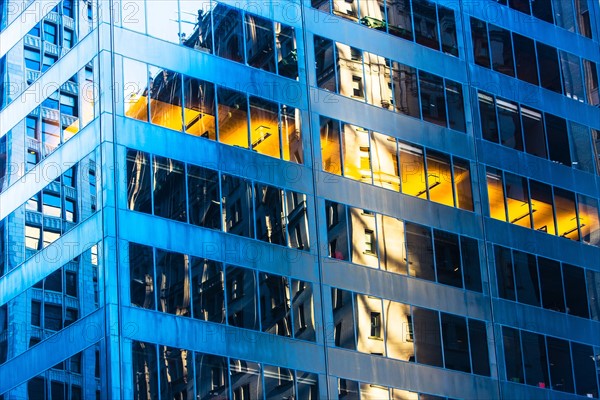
[1, 0, 600, 398]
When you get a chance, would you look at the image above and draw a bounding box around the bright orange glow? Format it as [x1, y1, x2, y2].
[320, 122, 342, 175]
[371, 132, 400, 191]
[250, 114, 280, 158]
[150, 98, 183, 131]
[218, 104, 248, 148]
[530, 198, 556, 235]
[125, 94, 149, 121]
[184, 108, 216, 140]
[555, 193, 579, 240]
[427, 155, 454, 207]
[506, 197, 532, 229]
[486, 172, 506, 221]
[399, 144, 426, 198]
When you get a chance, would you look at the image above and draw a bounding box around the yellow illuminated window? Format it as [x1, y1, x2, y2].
[486, 169, 506, 221]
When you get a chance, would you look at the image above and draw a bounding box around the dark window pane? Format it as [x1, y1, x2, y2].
[509, 0, 531, 14]
[44, 304, 62, 331]
[391, 61, 420, 119]
[129, 243, 155, 309]
[530, 180, 556, 235]
[296, 371, 319, 399]
[226, 266, 259, 330]
[560, 51, 585, 102]
[478, 92, 499, 143]
[434, 230, 462, 288]
[513, 250, 541, 307]
[503, 326, 524, 383]
[571, 342, 599, 397]
[230, 359, 263, 399]
[419, 72, 446, 127]
[413, 0, 439, 50]
[387, 0, 413, 41]
[471, 18, 490, 68]
[245, 14, 275, 73]
[406, 223, 435, 281]
[587, 270, 600, 321]
[195, 353, 229, 399]
[276, 23, 298, 79]
[445, 79, 465, 132]
[538, 257, 565, 312]
[314, 36, 336, 92]
[222, 174, 254, 238]
[45, 268, 63, 292]
[254, 184, 286, 246]
[260, 273, 291, 336]
[326, 201, 350, 261]
[554, 188, 579, 241]
[264, 365, 294, 400]
[521, 106, 547, 158]
[495, 245, 516, 300]
[292, 280, 316, 341]
[156, 250, 189, 316]
[438, 6, 458, 56]
[532, 0, 554, 23]
[413, 307, 443, 367]
[331, 288, 356, 350]
[469, 319, 491, 376]
[132, 341, 158, 400]
[441, 313, 470, 372]
[563, 264, 590, 318]
[547, 337, 575, 393]
[191, 258, 224, 323]
[153, 156, 186, 222]
[461, 237, 482, 292]
[183, 77, 216, 140]
[537, 43, 562, 93]
[521, 331, 549, 388]
[148, 69, 182, 131]
[513, 33, 539, 85]
[504, 172, 531, 229]
[187, 165, 220, 230]
[212, 4, 244, 62]
[126, 150, 152, 214]
[582, 59, 599, 106]
[488, 24, 515, 76]
[497, 97, 523, 150]
[159, 347, 193, 399]
[28, 378, 45, 399]
[570, 122, 595, 174]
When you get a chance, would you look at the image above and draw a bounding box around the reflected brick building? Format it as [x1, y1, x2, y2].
[0, 0, 600, 399]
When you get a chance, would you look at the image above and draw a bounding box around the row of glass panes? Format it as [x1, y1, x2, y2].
[478, 91, 600, 175]
[494, 244, 600, 320]
[311, 0, 459, 57]
[487, 0, 593, 39]
[132, 340, 319, 400]
[502, 326, 599, 397]
[0, 245, 99, 368]
[129, 242, 317, 341]
[1, 0, 91, 112]
[485, 167, 600, 246]
[330, 288, 491, 376]
[320, 116, 474, 211]
[337, 378, 456, 400]
[120, 0, 299, 79]
[314, 37, 467, 132]
[470, 17, 599, 105]
[123, 58, 303, 164]
[125, 149, 311, 249]
[325, 201, 483, 292]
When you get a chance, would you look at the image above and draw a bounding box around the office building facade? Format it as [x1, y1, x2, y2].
[0, 0, 599, 398]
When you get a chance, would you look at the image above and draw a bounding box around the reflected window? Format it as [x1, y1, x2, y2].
[413, 307, 443, 367]
[245, 14, 275, 73]
[132, 341, 158, 400]
[391, 62, 420, 118]
[578, 194, 600, 246]
[149, 68, 183, 131]
[226, 266, 259, 330]
[342, 123, 371, 183]
[159, 347, 193, 399]
[521, 331, 549, 388]
[314, 36, 336, 91]
[153, 156, 186, 222]
[413, 0, 439, 50]
[406, 223, 435, 281]
[326, 201, 349, 261]
[495, 245, 516, 301]
[331, 288, 356, 349]
[504, 172, 531, 229]
[230, 359, 263, 399]
[126, 150, 152, 214]
[195, 353, 229, 399]
[187, 165, 220, 230]
[156, 250, 189, 316]
[530, 180, 556, 235]
[217, 87, 248, 148]
[376, 214, 407, 275]
[521, 106, 547, 158]
[560, 51, 585, 102]
[276, 23, 298, 79]
[191, 258, 225, 323]
[399, 143, 426, 198]
[426, 151, 454, 207]
[438, 6, 458, 56]
[183, 77, 216, 140]
[260, 273, 291, 336]
[222, 174, 254, 238]
[280, 104, 303, 163]
[441, 314, 470, 372]
[497, 98, 523, 150]
[453, 158, 473, 211]
[471, 18, 490, 68]
[264, 365, 295, 400]
[123, 58, 149, 122]
[554, 188, 579, 240]
[213, 5, 244, 62]
[434, 230, 461, 287]
[445, 79, 465, 132]
[320, 117, 342, 175]
[571, 343, 599, 397]
[419, 72, 447, 127]
[547, 337, 575, 393]
[489, 24, 515, 76]
[292, 280, 315, 341]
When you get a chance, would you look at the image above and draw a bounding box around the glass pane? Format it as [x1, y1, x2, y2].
[461, 237, 482, 292]
[469, 319, 491, 376]
[497, 97, 523, 150]
[285, 191, 310, 251]
[217, 87, 248, 148]
[292, 279, 316, 341]
[413, 307, 443, 367]
[348, 207, 379, 268]
[521, 106, 547, 158]
[387, 0, 413, 40]
[191, 257, 225, 323]
[438, 6, 458, 56]
[245, 14, 275, 72]
[180, 0, 212, 53]
[546, 113, 571, 166]
[264, 365, 294, 400]
[195, 353, 229, 399]
[471, 17, 490, 68]
[222, 174, 254, 238]
[338, 379, 360, 399]
[149, 68, 183, 131]
[400, 143, 427, 198]
[159, 347, 193, 399]
[156, 250, 189, 316]
[376, 214, 407, 275]
[355, 294, 385, 355]
[582, 59, 599, 106]
[331, 288, 356, 349]
[364, 52, 392, 109]
[249, 97, 280, 158]
[360, 382, 390, 399]
[132, 341, 158, 400]
[445, 79, 465, 132]
[547, 337, 575, 393]
[495, 245, 516, 301]
[126, 150, 152, 214]
[406, 222, 435, 281]
[554, 188, 579, 240]
[187, 165, 221, 230]
[230, 360, 263, 399]
[314, 36, 336, 91]
[276, 23, 298, 79]
[538, 257, 566, 313]
[129, 243, 155, 309]
[226, 266, 259, 330]
[503, 327, 524, 384]
[296, 371, 319, 399]
[320, 116, 342, 175]
[391, 62, 420, 119]
[563, 264, 590, 318]
[326, 201, 350, 261]
[260, 272, 292, 336]
[560, 51, 585, 102]
[578, 194, 600, 246]
[569, 122, 594, 173]
[337, 43, 365, 99]
[434, 230, 462, 288]
[342, 123, 372, 183]
[571, 342, 599, 397]
[419, 72, 447, 127]
[537, 43, 562, 93]
[552, 0, 576, 32]
[384, 300, 414, 361]
[146, 0, 179, 43]
[183, 76, 216, 140]
[371, 131, 399, 191]
[281, 105, 303, 163]
[521, 331, 549, 388]
[426, 151, 454, 207]
[532, 0, 554, 23]
[505, 173, 531, 229]
[513, 33, 539, 85]
[153, 156, 186, 222]
[488, 24, 515, 76]
[453, 158, 473, 211]
[441, 313, 470, 373]
[413, 0, 439, 50]
[529, 180, 556, 235]
[513, 250, 540, 307]
[213, 4, 244, 62]
[478, 92, 499, 143]
[123, 58, 149, 121]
